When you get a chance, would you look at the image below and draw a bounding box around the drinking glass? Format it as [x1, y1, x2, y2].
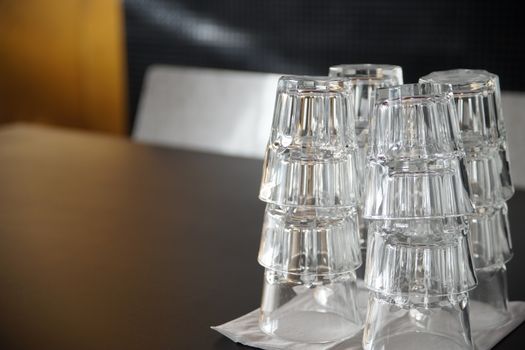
[365, 219, 477, 297]
[469, 263, 511, 328]
[329, 64, 404, 248]
[363, 219, 477, 350]
[363, 291, 473, 350]
[419, 69, 514, 200]
[364, 159, 473, 219]
[362, 83, 476, 350]
[329, 64, 403, 134]
[469, 203, 512, 267]
[258, 204, 361, 275]
[364, 83, 473, 219]
[369, 83, 463, 160]
[420, 70, 515, 330]
[465, 149, 508, 207]
[259, 269, 362, 343]
[259, 76, 360, 208]
[469, 203, 512, 328]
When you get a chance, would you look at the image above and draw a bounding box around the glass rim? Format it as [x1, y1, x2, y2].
[261, 265, 360, 278]
[375, 83, 454, 104]
[366, 285, 477, 297]
[259, 195, 361, 209]
[419, 69, 499, 95]
[363, 213, 472, 220]
[265, 203, 358, 216]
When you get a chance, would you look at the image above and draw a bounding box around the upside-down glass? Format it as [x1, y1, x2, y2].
[470, 263, 510, 329]
[329, 64, 403, 247]
[258, 205, 361, 275]
[469, 203, 512, 328]
[364, 291, 473, 350]
[364, 160, 473, 219]
[419, 69, 514, 201]
[363, 83, 473, 219]
[259, 269, 362, 343]
[469, 203, 512, 267]
[257, 75, 364, 343]
[362, 83, 476, 350]
[464, 149, 509, 207]
[364, 225, 476, 349]
[420, 70, 514, 329]
[365, 219, 477, 296]
[363, 224, 476, 350]
[259, 76, 360, 208]
[328, 65, 403, 140]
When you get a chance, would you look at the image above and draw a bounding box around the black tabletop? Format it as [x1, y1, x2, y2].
[0, 124, 523, 349]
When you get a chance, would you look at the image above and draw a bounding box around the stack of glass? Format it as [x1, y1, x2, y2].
[420, 69, 514, 327]
[257, 76, 363, 343]
[362, 83, 478, 350]
[328, 64, 404, 249]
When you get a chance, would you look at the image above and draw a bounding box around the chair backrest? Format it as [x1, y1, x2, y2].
[501, 92, 525, 189]
[133, 65, 280, 159]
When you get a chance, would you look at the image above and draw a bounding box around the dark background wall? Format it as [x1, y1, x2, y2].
[124, 0, 525, 127]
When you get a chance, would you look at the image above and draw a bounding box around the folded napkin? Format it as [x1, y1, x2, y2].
[212, 281, 525, 350]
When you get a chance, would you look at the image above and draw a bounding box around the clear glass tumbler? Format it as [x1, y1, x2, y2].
[368, 83, 463, 162]
[362, 83, 476, 350]
[468, 203, 512, 328]
[259, 76, 360, 208]
[469, 263, 511, 329]
[365, 219, 477, 296]
[329, 64, 404, 249]
[469, 203, 512, 267]
[364, 83, 473, 219]
[363, 220, 476, 350]
[465, 149, 509, 207]
[364, 159, 473, 219]
[419, 69, 514, 200]
[327, 64, 404, 174]
[363, 291, 474, 350]
[258, 204, 361, 275]
[259, 269, 362, 343]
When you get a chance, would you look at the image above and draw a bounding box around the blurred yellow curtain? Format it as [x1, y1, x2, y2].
[0, 0, 127, 134]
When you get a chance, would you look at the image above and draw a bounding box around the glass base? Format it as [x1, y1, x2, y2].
[363, 292, 473, 350]
[259, 269, 362, 343]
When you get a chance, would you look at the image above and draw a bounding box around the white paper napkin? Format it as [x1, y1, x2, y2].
[212, 280, 525, 350]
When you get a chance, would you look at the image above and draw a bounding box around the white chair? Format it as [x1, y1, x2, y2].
[501, 92, 525, 189]
[133, 65, 281, 159]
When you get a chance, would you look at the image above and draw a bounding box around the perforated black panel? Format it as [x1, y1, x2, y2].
[124, 0, 525, 128]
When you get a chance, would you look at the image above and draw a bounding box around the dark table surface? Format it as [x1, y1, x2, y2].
[0, 124, 523, 349]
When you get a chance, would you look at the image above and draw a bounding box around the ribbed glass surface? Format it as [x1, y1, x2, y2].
[259, 76, 360, 207]
[365, 218, 477, 296]
[364, 83, 472, 219]
[370, 83, 463, 162]
[329, 64, 404, 248]
[258, 205, 361, 275]
[420, 69, 506, 153]
[469, 203, 513, 268]
[363, 159, 473, 219]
